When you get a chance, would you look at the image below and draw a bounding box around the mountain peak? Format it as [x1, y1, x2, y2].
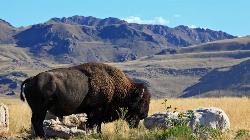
[175, 25, 190, 29]
[0, 19, 14, 27]
[0, 19, 16, 44]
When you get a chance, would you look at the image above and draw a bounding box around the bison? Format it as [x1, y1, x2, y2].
[20, 63, 151, 137]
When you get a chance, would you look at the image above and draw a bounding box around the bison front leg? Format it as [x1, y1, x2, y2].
[96, 122, 102, 133]
[31, 110, 46, 137]
[127, 116, 140, 128]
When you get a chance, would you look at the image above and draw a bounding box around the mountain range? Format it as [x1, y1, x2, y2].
[0, 15, 235, 63]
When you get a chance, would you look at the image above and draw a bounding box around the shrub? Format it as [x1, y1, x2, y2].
[235, 129, 250, 139]
[194, 125, 224, 139]
[161, 125, 196, 140]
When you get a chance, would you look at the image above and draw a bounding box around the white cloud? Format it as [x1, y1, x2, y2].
[123, 16, 169, 25]
[154, 17, 169, 25]
[189, 25, 197, 28]
[124, 16, 144, 24]
[188, 25, 211, 30]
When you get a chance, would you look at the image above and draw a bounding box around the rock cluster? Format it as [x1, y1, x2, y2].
[43, 113, 88, 139]
[0, 103, 9, 133]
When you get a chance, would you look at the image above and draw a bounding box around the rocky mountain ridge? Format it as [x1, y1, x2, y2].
[0, 16, 235, 63]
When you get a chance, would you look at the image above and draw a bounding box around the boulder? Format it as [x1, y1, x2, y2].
[144, 111, 179, 129]
[0, 103, 9, 133]
[144, 107, 230, 132]
[189, 107, 230, 132]
[43, 112, 88, 138]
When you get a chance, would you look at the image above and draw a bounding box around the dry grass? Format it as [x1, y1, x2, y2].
[0, 97, 250, 138]
[0, 97, 31, 136]
[149, 97, 250, 131]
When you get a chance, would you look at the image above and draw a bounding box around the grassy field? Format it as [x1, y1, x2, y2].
[0, 97, 250, 139]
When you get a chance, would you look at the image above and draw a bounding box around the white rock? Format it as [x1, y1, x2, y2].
[144, 107, 230, 132]
[190, 107, 230, 132]
[0, 103, 9, 133]
[43, 112, 88, 138]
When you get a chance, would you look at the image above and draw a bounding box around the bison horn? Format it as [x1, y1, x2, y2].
[139, 88, 144, 98]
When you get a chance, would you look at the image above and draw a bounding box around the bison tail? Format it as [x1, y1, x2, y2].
[20, 77, 33, 102]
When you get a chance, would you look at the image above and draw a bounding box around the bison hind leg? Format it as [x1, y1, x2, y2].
[31, 110, 47, 137]
[86, 120, 102, 133]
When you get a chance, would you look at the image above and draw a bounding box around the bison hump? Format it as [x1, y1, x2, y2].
[75, 63, 133, 103]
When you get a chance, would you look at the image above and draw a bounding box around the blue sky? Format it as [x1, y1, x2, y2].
[0, 0, 249, 36]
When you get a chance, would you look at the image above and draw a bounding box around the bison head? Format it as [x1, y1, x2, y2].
[126, 83, 151, 128]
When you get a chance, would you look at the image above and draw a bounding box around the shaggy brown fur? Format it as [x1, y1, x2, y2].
[74, 63, 135, 103]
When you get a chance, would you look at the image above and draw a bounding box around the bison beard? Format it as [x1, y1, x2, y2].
[20, 63, 151, 137]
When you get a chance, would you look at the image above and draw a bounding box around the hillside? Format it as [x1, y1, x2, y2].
[177, 36, 250, 54]
[181, 59, 250, 97]
[0, 19, 17, 44]
[113, 36, 250, 97]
